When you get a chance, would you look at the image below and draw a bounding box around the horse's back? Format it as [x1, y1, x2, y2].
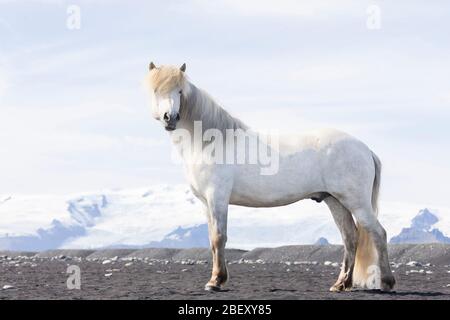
[277, 128, 357, 152]
[281, 127, 376, 188]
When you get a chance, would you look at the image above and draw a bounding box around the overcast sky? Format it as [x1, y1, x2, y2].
[0, 0, 449, 208]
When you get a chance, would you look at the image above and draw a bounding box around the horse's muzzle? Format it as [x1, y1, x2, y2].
[165, 124, 176, 131]
[163, 112, 179, 131]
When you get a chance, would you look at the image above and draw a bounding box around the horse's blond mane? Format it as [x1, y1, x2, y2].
[181, 84, 248, 133]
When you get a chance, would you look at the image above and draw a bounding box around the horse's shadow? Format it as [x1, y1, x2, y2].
[356, 289, 448, 297]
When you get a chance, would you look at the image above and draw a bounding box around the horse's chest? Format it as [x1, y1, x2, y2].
[182, 163, 226, 197]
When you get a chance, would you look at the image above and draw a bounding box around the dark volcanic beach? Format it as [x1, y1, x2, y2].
[1, 245, 449, 300]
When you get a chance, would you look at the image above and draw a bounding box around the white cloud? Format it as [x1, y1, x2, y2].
[0, 100, 166, 194]
[20, 47, 109, 77]
[0, 64, 9, 98]
[185, 0, 356, 17]
[288, 63, 363, 83]
[0, 18, 14, 34]
[0, 0, 64, 4]
[436, 91, 450, 107]
[0, 74, 6, 97]
[0, 101, 159, 152]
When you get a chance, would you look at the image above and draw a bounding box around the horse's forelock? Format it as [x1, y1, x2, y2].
[149, 66, 186, 94]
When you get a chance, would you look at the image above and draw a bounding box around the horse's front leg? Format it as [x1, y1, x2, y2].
[204, 201, 229, 291]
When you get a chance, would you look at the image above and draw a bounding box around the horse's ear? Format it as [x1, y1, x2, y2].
[149, 62, 156, 70]
[180, 63, 186, 72]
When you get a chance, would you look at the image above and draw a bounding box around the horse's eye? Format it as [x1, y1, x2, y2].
[179, 90, 182, 95]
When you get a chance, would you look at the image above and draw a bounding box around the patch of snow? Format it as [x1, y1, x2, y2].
[2, 285, 14, 290]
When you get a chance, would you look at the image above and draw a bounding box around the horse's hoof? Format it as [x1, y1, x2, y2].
[204, 284, 221, 292]
[330, 282, 352, 292]
[380, 275, 396, 292]
[344, 286, 353, 292]
[329, 284, 344, 292]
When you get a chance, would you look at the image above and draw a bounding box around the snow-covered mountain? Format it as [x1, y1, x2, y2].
[0, 185, 449, 251]
[314, 237, 330, 245]
[390, 208, 450, 244]
[148, 224, 209, 248]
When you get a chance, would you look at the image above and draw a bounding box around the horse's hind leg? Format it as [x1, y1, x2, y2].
[350, 206, 395, 291]
[324, 196, 358, 292]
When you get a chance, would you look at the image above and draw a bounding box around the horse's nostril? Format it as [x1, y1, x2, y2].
[163, 112, 170, 121]
[175, 113, 180, 121]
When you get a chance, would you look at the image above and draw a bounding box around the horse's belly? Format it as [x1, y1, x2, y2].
[229, 164, 320, 207]
[229, 191, 306, 207]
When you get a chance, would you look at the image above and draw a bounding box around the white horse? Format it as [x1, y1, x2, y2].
[145, 62, 395, 292]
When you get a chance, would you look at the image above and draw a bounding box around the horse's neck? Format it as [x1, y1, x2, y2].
[179, 83, 248, 135]
[171, 83, 250, 163]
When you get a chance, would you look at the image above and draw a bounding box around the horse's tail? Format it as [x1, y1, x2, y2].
[353, 151, 381, 288]
[370, 152, 381, 217]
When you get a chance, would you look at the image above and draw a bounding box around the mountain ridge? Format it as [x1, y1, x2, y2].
[1, 185, 449, 250]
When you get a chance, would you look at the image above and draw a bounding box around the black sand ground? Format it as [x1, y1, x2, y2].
[1, 245, 449, 300]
